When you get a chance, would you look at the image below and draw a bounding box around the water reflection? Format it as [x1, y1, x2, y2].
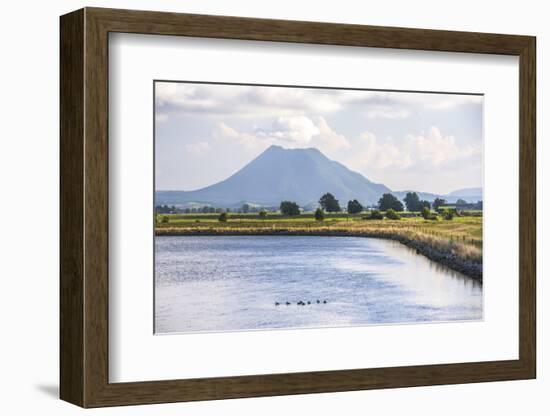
[155, 236, 482, 334]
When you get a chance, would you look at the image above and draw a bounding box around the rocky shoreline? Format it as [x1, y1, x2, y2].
[156, 228, 483, 283]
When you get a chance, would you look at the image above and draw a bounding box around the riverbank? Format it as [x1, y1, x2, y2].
[156, 225, 482, 282]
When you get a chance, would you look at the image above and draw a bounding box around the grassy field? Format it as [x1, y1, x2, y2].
[155, 212, 483, 265]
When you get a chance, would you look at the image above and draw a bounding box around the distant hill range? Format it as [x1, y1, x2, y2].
[156, 145, 482, 209]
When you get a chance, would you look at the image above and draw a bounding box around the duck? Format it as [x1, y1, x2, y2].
[323, 300, 327, 304]
[316, 300, 320, 304]
[285, 302, 291, 305]
[307, 301, 311, 305]
[275, 302, 280, 306]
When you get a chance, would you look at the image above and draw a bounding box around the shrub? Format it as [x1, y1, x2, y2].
[218, 212, 228, 222]
[365, 209, 384, 220]
[421, 207, 438, 220]
[385, 208, 401, 220]
[314, 208, 325, 221]
[258, 210, 267, 218]
[161, 216, 169, 224]
[442, 209, 455, 220]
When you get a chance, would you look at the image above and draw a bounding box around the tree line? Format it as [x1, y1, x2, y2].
[158, 191, 476, 223]
[279, 191, 449, 216]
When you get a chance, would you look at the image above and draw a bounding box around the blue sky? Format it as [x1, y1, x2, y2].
[155, 82, 483, 195]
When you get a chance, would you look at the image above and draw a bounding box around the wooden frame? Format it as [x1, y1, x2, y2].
[60, 7, 536, 408]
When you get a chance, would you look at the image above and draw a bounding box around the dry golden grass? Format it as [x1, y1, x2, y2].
[156, 215, 482, 264]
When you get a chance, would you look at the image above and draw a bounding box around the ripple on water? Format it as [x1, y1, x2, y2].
[155, 236, 482, 334]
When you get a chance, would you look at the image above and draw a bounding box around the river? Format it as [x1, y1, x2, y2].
[155, 235, 482, 334]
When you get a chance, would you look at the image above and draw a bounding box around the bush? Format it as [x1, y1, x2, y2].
[421, 207, 436, 220]
[385, 208, 401, 220]
[365, 209, 384, 220]
[161, 216, 169, 223]
[218, 212, 228, 222]
[442, 209, 455, 220]
[259, 210, 267, 219]
[314, 208, 325, 221]
[421, 207, 438, 221]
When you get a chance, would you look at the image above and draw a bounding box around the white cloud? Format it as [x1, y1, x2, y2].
[255, 115, 320, 144]
[213, 116, 350, 156]
[314, 116, 351, 151]
[365, 107, 410, 119]
[155, 113, 168, 123]
[155, 82, 483, 123]
[213, 122, 260, 150]
[183, 141, 211, 156]
[355, 126, 481, 171]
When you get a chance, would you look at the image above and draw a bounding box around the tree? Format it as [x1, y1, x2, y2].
[259, 210, 267, 219]
[385, 208, 401, 220]
[420, 200, 431, 210]
[280, 201, 300, 216]
[347, 199, 363, 214]
[319, 193, 341, 212]
[314, 208, 325, 221]
[433, 198, 446, 211]
[241, 203, 250, 213]
[456, 199, 467, 205]
[218, 212, 228, 222]
[403, 192, 421, 211]
[378, 193, 404, 211]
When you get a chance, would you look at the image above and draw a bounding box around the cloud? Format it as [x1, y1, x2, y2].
[213, 123, 260, 150]
[214, 116, 350, 154]
[183, 141, 211, 156]
[156, 83, 347, 119]
[365, 106, 410, 119]
[254, 115, 320, 144]
[355, 126, 481, 171]
[314, 116, 351, 151]
[155, 113, 168, 123]
[155, 82, 483, 123]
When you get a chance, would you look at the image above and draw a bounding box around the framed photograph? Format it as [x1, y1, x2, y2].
[60, 7, 536, 407]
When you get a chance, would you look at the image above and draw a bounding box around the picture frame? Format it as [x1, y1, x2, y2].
[60, 7, 536, 408]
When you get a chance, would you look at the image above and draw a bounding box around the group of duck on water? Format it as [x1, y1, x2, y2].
[275, 300, 327, 306]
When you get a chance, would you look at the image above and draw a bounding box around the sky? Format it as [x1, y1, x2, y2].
[155, 81, 483, 195]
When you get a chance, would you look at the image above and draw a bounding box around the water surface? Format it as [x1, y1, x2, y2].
[155, 236, 482, 334]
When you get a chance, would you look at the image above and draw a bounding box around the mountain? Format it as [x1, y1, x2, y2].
[156, 145, 391, 208]
[448, 187, 482, 197]
[394, 188, 482, 204]
[393, 190, 441, 202]
[446, 187, 483, 202]
[156, 146, 483, 208]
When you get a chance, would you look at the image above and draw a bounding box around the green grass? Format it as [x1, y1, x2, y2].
[156, 212, 482, 249]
